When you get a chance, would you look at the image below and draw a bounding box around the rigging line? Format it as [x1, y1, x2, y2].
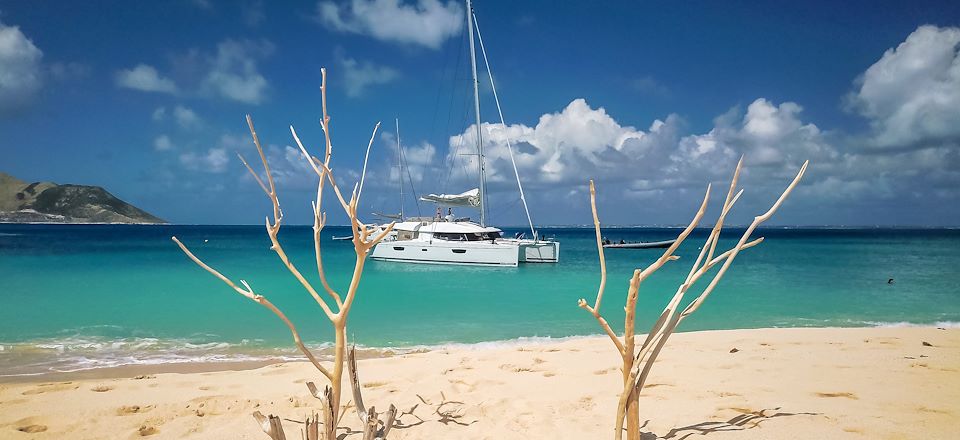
[473, 12, 536, 239]
[396, 118, 403, 220]
[440, 31, 469, 193]
[442, 27, 466, 167]
[428, 18, 461, 146]
[441, 91, 473, 194]
[488, 196, 522, 222]
[398, 132, 422, 219]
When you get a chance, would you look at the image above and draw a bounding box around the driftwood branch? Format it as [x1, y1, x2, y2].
[582, 159, 808, 440]
[172, 67, 398, 439]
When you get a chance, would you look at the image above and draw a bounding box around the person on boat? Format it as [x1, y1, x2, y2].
[603, 237, 611, 245]
[619, 239, 625, 244]
[445, 208, 455, 222]
[434, 207, 442, 221]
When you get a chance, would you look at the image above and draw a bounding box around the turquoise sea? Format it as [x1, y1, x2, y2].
[1, 225, 959, 377]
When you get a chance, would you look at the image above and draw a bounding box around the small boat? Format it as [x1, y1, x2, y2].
[602, 239, 676, 249]
[332, 236, 353, 241]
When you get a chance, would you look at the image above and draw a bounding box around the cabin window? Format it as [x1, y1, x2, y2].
[433, 231, 500, 241]
[397, 230, 418, 241]
[452, 249, 466, 254]
[392, 246, 405, 251]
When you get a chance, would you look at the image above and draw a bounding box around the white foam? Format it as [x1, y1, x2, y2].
[862, 320, 960, 328]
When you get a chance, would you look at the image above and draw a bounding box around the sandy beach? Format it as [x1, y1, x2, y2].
[1, 327, 957, 439]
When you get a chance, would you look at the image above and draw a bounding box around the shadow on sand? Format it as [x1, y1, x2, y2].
[639, 407, 821, 440]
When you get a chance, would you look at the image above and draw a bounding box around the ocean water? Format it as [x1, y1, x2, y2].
[1, 224, 958, 376]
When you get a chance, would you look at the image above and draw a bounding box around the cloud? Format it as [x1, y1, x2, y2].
[0, 20, 44, 115]
[180, 148, 229, 173]
[847, 25, 960, 150]
[152, 106, 167, 121]
[201, 39, 273, 104]
[242, 0, 265, 27]
[316, 0, 463, 49]
[445, 99, 684, 188]
[115, 64, 179, 93]
[173, 105, 202, 129]
[190, 0, 213, 10]
[341, 56, 399, 97]
[153, 135, 175, 151]
[630, 75, 670, 97]
[49, 61, 90, 82]
[439, 97, 843, 213]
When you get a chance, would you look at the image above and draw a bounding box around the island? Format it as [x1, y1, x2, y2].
[0, 172, 165, 224]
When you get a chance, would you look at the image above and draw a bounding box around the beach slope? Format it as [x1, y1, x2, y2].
[1, 327, 957, 439]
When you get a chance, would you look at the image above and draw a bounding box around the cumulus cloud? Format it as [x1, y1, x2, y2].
[341, 56, 399, 97]
[152, 106, 167, 121]
[115, 64, 178, 93]
[201, 39, 273, 104]
[436, 97, 843, 216]
[316, 0, 463, 49]
[630, 75, 670, 97]
[0, 20, 44, 115]
[173, 105, 202, 129]
[180, 148, 229, 173]
[153, 135, 174, 151]
[848, 25, 960, 149]
[444, 99, 685, 188]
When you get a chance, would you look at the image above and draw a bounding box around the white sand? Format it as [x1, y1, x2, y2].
[1, 327, 957, 439]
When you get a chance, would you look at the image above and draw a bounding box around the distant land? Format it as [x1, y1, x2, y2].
[0, 172, 164, 224]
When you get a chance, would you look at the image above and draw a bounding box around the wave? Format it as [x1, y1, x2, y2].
[861, 320, 960, 328]
[3, 322, 957, 377]
[0, 333, 600, 377]
[0, 336, 314, 377]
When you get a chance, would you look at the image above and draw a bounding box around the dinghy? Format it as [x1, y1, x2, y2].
[602, 239, 676, 249]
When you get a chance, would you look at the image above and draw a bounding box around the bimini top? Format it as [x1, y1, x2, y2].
[390, 220, 501, 234]
[419, 188, 480, 207]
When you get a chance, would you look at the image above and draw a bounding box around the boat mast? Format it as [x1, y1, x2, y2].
[466, 0, 486, 227]
[472, 13, 537, 241]
[396, 118, 403, 221]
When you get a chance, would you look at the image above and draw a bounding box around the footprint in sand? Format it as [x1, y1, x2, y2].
[499, 363, 535, 373]
[117, 405, 154, 416]
[138, 425, 159, 436]
[815, 392, 858, 399]
[21, 382, 78, 395]
[17, 424, 48, 433]
[91, 385, 114, 392]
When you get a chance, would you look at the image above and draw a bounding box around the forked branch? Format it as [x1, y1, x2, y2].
[172, 67, 399, 439]
[581, 159, 809, 440]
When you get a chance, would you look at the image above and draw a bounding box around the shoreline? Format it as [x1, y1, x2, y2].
[1, 326, 957, 438]
[3, 325, 958, 382]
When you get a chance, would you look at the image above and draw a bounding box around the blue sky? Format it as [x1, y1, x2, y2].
[2, 0, 959, 226]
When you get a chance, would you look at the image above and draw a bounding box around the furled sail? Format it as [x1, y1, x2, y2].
[419, 188, 481, 207]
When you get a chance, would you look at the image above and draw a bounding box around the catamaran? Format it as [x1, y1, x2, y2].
[370, 0, 559, 267]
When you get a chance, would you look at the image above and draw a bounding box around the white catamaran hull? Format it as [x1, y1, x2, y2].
[371, 240, 520, 266]
[507, 239, 559, 263]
